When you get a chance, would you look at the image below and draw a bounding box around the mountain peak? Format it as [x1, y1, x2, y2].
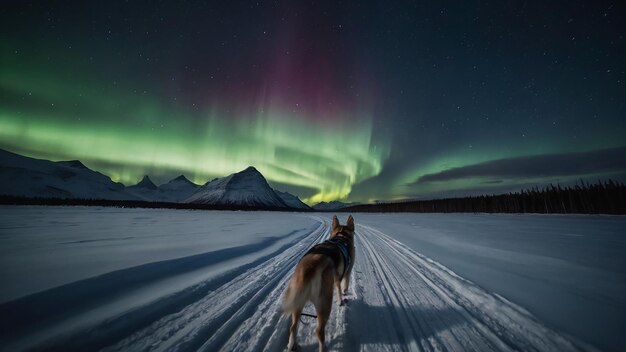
[132, 175, 157, 190]
[229, 166, 266, 183]
[59, 160, 88, 169]
[170, 174, 193, 184]
[241, 166, 260, 174]
[229, 166, 270, 186]
[185, 166, 288, 208]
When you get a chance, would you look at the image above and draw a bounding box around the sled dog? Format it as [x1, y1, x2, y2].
[282, 215, 356, 352]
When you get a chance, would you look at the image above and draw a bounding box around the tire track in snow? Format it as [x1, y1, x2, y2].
[11, 217, 599, 352]
[216, 221, 596, 352]
[100, 217, 330, 352]
[339, 224, 597, 352]
[4, 220, 325, 352]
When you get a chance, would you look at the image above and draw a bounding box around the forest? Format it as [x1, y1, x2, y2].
[344, 180, 626, 214]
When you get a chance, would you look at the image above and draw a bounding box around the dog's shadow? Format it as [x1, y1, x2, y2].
[294, 297, 467, 352]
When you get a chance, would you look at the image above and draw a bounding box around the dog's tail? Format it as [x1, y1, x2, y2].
[282, 263, 325, 313]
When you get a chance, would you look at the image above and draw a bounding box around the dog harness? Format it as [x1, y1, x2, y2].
[303, 235, 352, 280]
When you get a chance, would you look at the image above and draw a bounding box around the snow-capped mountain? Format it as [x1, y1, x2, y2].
[0, 149, 311, 209]
[312, 200, 359, 211]
[185, 166, 289, 208]
[127, 175, 200, 203]
[0, 149, 138, 200]
[157, 175, 200, 202]
[275, 190, 311, 210]
[160, 175, 194, 190]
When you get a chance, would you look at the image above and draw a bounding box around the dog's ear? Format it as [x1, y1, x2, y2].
[346, 215, 354, 231]
[332, 215, 340, 230]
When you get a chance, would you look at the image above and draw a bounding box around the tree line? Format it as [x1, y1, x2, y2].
[343, 180, 626, 214]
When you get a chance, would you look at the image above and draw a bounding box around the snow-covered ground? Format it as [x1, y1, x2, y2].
[353, 214, 626, 352]
[0, 206, 623, 351]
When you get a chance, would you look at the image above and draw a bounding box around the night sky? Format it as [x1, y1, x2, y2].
[1, 1, 625, 204]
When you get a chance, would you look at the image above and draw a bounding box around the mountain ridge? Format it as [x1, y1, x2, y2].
[312, 200, 359, 211]
[0, 149, 319, 210]
[275, 190, 311, 210]
[0, 149, 139, 201]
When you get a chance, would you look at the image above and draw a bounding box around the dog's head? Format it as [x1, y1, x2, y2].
[331, 215, 355, 240]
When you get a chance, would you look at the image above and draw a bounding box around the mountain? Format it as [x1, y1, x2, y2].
[126, 175, 200, 203]
[0, 149, 138, 200]
[275, 190, 311, 210]
[156, 175, 200, 202]
[312, 200, 359, 211]
[126, 175, 158, 201]
[185, 166, 289, 208]
[0, 149, 314, 209]
[128, 175, 157, 191]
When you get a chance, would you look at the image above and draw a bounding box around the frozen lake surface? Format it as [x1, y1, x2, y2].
[0, 206, 624, 351]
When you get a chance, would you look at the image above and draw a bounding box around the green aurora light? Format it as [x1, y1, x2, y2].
[0, 70, 389, 204]
[1, 2, 625, 204]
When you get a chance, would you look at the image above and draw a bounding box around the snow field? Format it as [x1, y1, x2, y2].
[0, 207, 618, 351]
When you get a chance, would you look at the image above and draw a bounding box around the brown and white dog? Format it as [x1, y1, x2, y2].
[282, 215, 356, 352]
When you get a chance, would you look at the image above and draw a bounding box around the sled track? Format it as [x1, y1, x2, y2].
[4, 217, 597, 352]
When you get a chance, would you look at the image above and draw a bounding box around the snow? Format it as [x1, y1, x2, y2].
[352, 213, 626, 352]
[0, 206, 623, 351]
[0, 206, 316, 302]
[185, 166, 288, 208]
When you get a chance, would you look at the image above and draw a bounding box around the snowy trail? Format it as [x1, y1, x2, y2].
[2, 216, 597, 352]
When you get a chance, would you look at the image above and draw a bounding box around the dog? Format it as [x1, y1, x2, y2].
[282, 215, 356, 352]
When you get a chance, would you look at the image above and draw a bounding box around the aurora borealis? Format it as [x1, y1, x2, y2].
[1, 1, 625, 204]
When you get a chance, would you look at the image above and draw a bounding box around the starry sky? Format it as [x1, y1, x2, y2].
[1, 1, 625, 204]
